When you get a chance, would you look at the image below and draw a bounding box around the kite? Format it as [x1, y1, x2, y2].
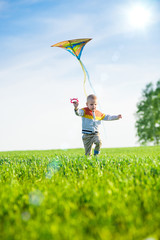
[51, 38, 95, 96]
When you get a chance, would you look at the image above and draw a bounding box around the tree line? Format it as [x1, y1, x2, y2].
[136, 80, 160, 145]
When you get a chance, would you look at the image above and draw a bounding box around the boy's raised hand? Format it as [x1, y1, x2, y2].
[70, 98, 79, 110]
[73, 101, 79, 109]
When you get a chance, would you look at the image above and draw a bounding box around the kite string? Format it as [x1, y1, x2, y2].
[67, 41, 108, 140]
[79, 59, 87, 97]
[68, 41, 96, 98]
[73, 50, 107, 139]
[79, 60, 104, 110]
[79, 60, 108, 138]
[79, 59, 96, 95]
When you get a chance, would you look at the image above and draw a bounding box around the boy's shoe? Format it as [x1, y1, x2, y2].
[94, 150, 100, 155]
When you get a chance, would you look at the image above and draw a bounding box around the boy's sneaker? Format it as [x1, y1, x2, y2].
[94, 150, 99, 155]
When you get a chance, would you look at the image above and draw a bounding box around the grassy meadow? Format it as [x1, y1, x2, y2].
[0, 146, 160, 240]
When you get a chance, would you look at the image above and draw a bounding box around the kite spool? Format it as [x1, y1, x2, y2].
[70, 98, 79, 104]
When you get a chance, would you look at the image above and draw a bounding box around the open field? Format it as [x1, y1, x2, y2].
[0, 146, 160, 240]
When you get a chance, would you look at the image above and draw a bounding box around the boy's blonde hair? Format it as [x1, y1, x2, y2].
[87, 94, 97, 102]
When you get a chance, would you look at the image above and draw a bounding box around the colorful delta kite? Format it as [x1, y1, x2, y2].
[51, 38, 95, 96]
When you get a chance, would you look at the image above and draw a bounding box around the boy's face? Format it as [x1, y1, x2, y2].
[86, 99, 97, 112]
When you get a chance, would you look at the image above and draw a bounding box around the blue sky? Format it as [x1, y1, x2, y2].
[0, 0, 160, 151]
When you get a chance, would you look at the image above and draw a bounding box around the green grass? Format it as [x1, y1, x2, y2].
[0, 146, 160, 240]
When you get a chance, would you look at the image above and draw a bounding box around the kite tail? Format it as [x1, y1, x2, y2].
[79, 59, 96, 96]
[79, 59, 87, 97]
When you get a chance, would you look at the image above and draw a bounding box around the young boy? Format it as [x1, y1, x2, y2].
[72, 94, 122, 156]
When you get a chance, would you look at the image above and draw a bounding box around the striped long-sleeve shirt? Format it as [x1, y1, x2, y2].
[75, 107, 119, 134]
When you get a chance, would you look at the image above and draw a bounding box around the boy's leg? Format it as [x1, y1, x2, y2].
[82, 134, 94, 156]
[93, 134, 102, 155]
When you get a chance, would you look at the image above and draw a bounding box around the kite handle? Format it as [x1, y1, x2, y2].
[70, 98, 79, 103]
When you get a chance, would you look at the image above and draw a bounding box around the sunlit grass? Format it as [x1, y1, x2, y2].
[0, 146, 160, 240]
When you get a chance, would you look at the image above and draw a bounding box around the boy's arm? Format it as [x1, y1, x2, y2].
[72, 102, 84, 116]
[103, 114, 122, 121]
[74, 108, 84, 116]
